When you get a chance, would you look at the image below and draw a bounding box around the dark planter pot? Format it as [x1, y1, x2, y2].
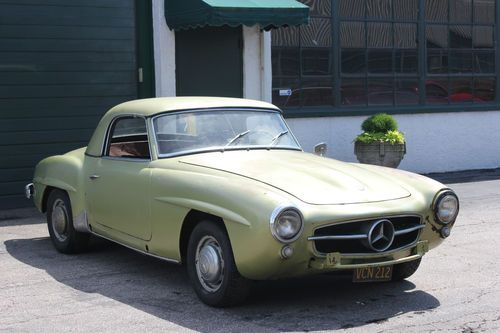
[354, 142, 406, 168]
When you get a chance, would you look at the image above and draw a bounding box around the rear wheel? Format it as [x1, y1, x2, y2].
[392, 258, 422, 281]
[46, 189, 89, 254]
[186, 220, 251, 307]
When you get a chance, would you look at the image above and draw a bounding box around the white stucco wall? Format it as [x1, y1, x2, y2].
[287, 111, 500, 173]
[241, 27, 272, 101]
[242, 26, 261, 100]
[152, 0, 176, 97]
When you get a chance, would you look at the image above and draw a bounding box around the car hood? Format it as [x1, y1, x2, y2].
[178, 150, 411, 205]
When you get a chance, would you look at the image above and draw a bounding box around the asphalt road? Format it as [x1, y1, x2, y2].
[1, 177, 499, 333]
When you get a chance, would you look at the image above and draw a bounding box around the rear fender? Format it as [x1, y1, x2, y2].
[33, 150, 86, 219]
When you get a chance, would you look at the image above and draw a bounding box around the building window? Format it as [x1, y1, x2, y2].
[272, 0, 334, 107]
[425, 0, 496, 104]
[271, 0, 497, 113]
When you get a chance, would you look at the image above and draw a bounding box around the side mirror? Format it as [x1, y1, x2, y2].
[314, 142, 328, 157]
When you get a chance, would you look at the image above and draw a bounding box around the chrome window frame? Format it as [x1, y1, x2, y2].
[100, 114, 153, 162]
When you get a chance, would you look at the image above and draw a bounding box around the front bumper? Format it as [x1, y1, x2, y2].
[309, 240, 429, 271]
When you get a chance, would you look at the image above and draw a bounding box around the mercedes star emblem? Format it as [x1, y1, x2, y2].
[366, 219, 395, 252]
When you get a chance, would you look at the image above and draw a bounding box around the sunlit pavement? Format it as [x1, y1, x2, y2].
[1, 171, 499, 332]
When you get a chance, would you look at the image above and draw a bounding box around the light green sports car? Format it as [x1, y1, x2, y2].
[26, 97, 459, 307]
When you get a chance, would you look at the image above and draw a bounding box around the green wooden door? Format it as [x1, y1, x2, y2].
[176, 26, 243, 98]
[0, 0, 154, 209]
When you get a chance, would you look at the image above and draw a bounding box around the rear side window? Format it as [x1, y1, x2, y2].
[106, 117, 150, 159]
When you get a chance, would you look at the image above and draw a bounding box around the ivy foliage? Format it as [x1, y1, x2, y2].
[355, 113, 405, 144]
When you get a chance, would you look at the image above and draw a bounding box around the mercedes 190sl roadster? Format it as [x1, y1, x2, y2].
[26, 97, 459, 307]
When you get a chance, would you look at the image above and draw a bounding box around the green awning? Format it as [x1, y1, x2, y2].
[164, 0, 309, 31]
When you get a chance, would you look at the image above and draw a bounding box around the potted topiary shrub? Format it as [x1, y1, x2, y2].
[354, 113, 406, 168]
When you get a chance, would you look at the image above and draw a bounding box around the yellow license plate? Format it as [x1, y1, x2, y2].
[353, 266, 393, 282]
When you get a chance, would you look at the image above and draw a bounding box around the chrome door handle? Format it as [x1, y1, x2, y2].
[89, 175, 100, 180]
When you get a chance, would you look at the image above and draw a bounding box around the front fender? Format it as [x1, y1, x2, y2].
[147, 163, 296, 267]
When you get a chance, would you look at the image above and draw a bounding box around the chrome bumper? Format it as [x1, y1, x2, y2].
[25, 183, 34, 199]
[309, 240, 429, 270]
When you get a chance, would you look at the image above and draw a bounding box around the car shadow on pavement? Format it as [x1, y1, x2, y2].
[5, 236, 440, 332]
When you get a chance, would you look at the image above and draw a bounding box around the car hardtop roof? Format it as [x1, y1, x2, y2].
[106, 97, 281, 117]
[85, 97, 281, 156]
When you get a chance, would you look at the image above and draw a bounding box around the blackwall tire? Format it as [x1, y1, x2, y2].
[392, 258, 422, 281]
[46, 189, 89, 254]
[186, 220, 251, 307]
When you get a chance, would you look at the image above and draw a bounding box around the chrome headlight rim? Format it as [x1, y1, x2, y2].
[270, 204, 304, 243]
[433, 190, 459, 225]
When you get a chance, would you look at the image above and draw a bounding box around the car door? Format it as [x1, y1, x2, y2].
[86, 116, 152, 241]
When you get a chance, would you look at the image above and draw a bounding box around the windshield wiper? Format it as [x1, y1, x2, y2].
[224, 130, 250, 148]
[268, 130, 289, 148]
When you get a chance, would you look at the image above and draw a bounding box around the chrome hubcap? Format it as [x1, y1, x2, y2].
[51, 199, 68, 242]
[195, 236, 224, 292]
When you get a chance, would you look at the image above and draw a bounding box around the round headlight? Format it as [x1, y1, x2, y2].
[270, 206, 303, 243]
[434, 191, 459, 224]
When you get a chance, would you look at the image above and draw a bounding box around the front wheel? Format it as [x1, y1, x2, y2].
[46, 189, 89, 254]
[186, 220, 251, 307]
[392, 258, 422, 281]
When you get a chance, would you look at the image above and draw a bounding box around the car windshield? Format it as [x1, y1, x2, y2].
[153, 109, 301, 157]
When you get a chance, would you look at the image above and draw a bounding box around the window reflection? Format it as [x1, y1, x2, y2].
[271, 26, 299, 47]
[474, 78, 495, 102]
[473, 26, 494, 49]
[474, 51, 495, 73]
[394, 0, 418, 20]
[301, 18, 331, 47]
[301, 0, 331, 16]
[395, 24, 417, 49]
[428, 50, 448, 74]
[395, 79, 419, 105]
[395, 50, 418, 73]
[474, 0, 495, 24]
[425, 1, 495, 105]
[425, 0, 448, 22]
[341, 79, 366, 106]
[366, 0, 391, 19]
[450, 78, 473, 103]
[368, 23, 392, 48]
[368, 50, 393, 73]
[449, 51, 473, 73]
[426, 80, 449, 104]
[301, 78, 334, 106]
[271, 0, 497, 109]
[341, 49, 366, 73]
[340, 0, 365, 18]
[450, 26, 472, 49]
[272, 78, 300, 108]
[341, 22, 365, 48]
[368, 79, 393, 105]
[272, 49, 299, 76]
[450, 0, 472, 23]
[426, 25, 448, 48]
[302, 49, 331, 75]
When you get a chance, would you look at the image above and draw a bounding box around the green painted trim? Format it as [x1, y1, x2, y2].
[135, 0, 156, 98]
[164, 0, 309, 31]
[282, 104, 500, 118]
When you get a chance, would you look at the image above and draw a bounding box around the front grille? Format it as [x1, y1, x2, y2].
[311, 216, 423, 254]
